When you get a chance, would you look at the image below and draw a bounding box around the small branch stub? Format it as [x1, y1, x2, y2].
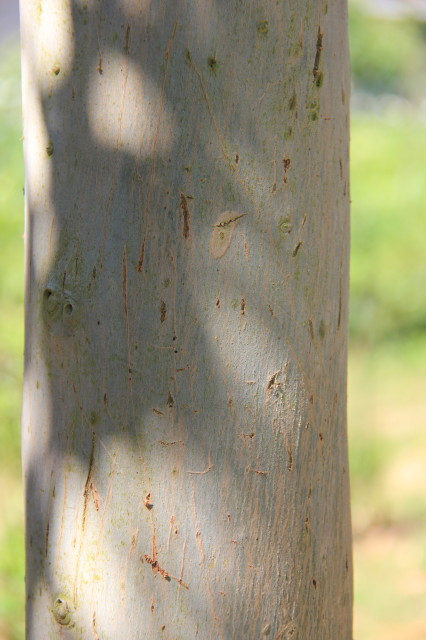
[52, 596, 74, 627]
[43, 286, 80, 337]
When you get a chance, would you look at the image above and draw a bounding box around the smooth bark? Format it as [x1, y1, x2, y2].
[21, 1, 352, 638]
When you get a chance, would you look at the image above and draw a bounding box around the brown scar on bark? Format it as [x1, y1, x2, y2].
[282, 156, 291, 183]
[249, 469, 268, 476]
[136, 237, 145, 272]
[45, 521, 50, 557]
[124, 25, 131, 54]
[180, 193, 191, 239]
[267, 371, 281, 390]
[144, 493, 153, 510]
[90, 481, 100, 511]
[152, 408, 165, 416]
[82, 432, 96, 532]
[285, 435, 293, 471]
[242, 432, 255, 440]
[92, 612, 99, 640]
[160, 300, 167, 323]
[313, 26, 323, 80]
[158, 440, 184, 447]
[240, 298, 246, 315]
[213, 213, 247, 228]
[143, 555, 189, 589]
[292, 241, 303, 257]
[97, 48, 103, 75]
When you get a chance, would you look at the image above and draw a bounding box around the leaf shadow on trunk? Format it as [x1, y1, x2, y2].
[22, 1, 352, 638]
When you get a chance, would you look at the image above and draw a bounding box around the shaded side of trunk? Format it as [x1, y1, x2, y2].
[21, 1, 352, 638]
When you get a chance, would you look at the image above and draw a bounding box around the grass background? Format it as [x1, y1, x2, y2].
[1, 2, 426, 638]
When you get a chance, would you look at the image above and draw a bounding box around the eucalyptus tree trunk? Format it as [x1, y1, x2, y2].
[21, 1, 352, 638]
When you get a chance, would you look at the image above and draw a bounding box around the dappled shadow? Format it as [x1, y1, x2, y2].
[21, 1, 352, 638]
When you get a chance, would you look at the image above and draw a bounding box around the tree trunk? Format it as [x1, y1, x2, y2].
[21, 1, 352, 638]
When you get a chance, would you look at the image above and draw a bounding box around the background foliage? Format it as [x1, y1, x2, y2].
[1, 2, 425, 638]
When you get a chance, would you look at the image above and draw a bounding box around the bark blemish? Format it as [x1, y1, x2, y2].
[45, 521, 50, 557]
[315, 71, 324, 88]
[244, 236, 250, 261]
[292, 241, 302, 257]
[216, 298, 220, 308]
[278, 216, 292, 236]
[210, 211, 248, 258]
[124, 25, 131, 54]
[82, 432, 96, 533]
[167, 392, 174, 407]
[187, 461, 214, 475]
[249, 469, 268, 476]
[282, 157, 291, 183]
[144, 493, 153, 510]
[122, 246, 128, 320]
[97, 48, 103, 75]
[257, 21, 269, 34]
[242, 432, 255, 441]
[313, 27, 323, 80]
[207, 56, 219, 75]
[89, 481, 100, 511]
[143, 555, 189, 589]
[267, 371, 281, 390]
[137, 237, 146, 272]
[285, 435, 293, 471]
[240, 298, 246, 315]
[180, 193, 191, 239]
[92, 612, 99, 640]
[160, 300, 167, 323]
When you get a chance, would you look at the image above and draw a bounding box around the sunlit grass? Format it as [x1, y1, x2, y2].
[350, 112, 426, 342]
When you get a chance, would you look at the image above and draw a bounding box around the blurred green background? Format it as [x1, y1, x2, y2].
[1, 1, 425, 638]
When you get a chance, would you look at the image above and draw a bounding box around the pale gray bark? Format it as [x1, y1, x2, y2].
[21, 1, 352, 638]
